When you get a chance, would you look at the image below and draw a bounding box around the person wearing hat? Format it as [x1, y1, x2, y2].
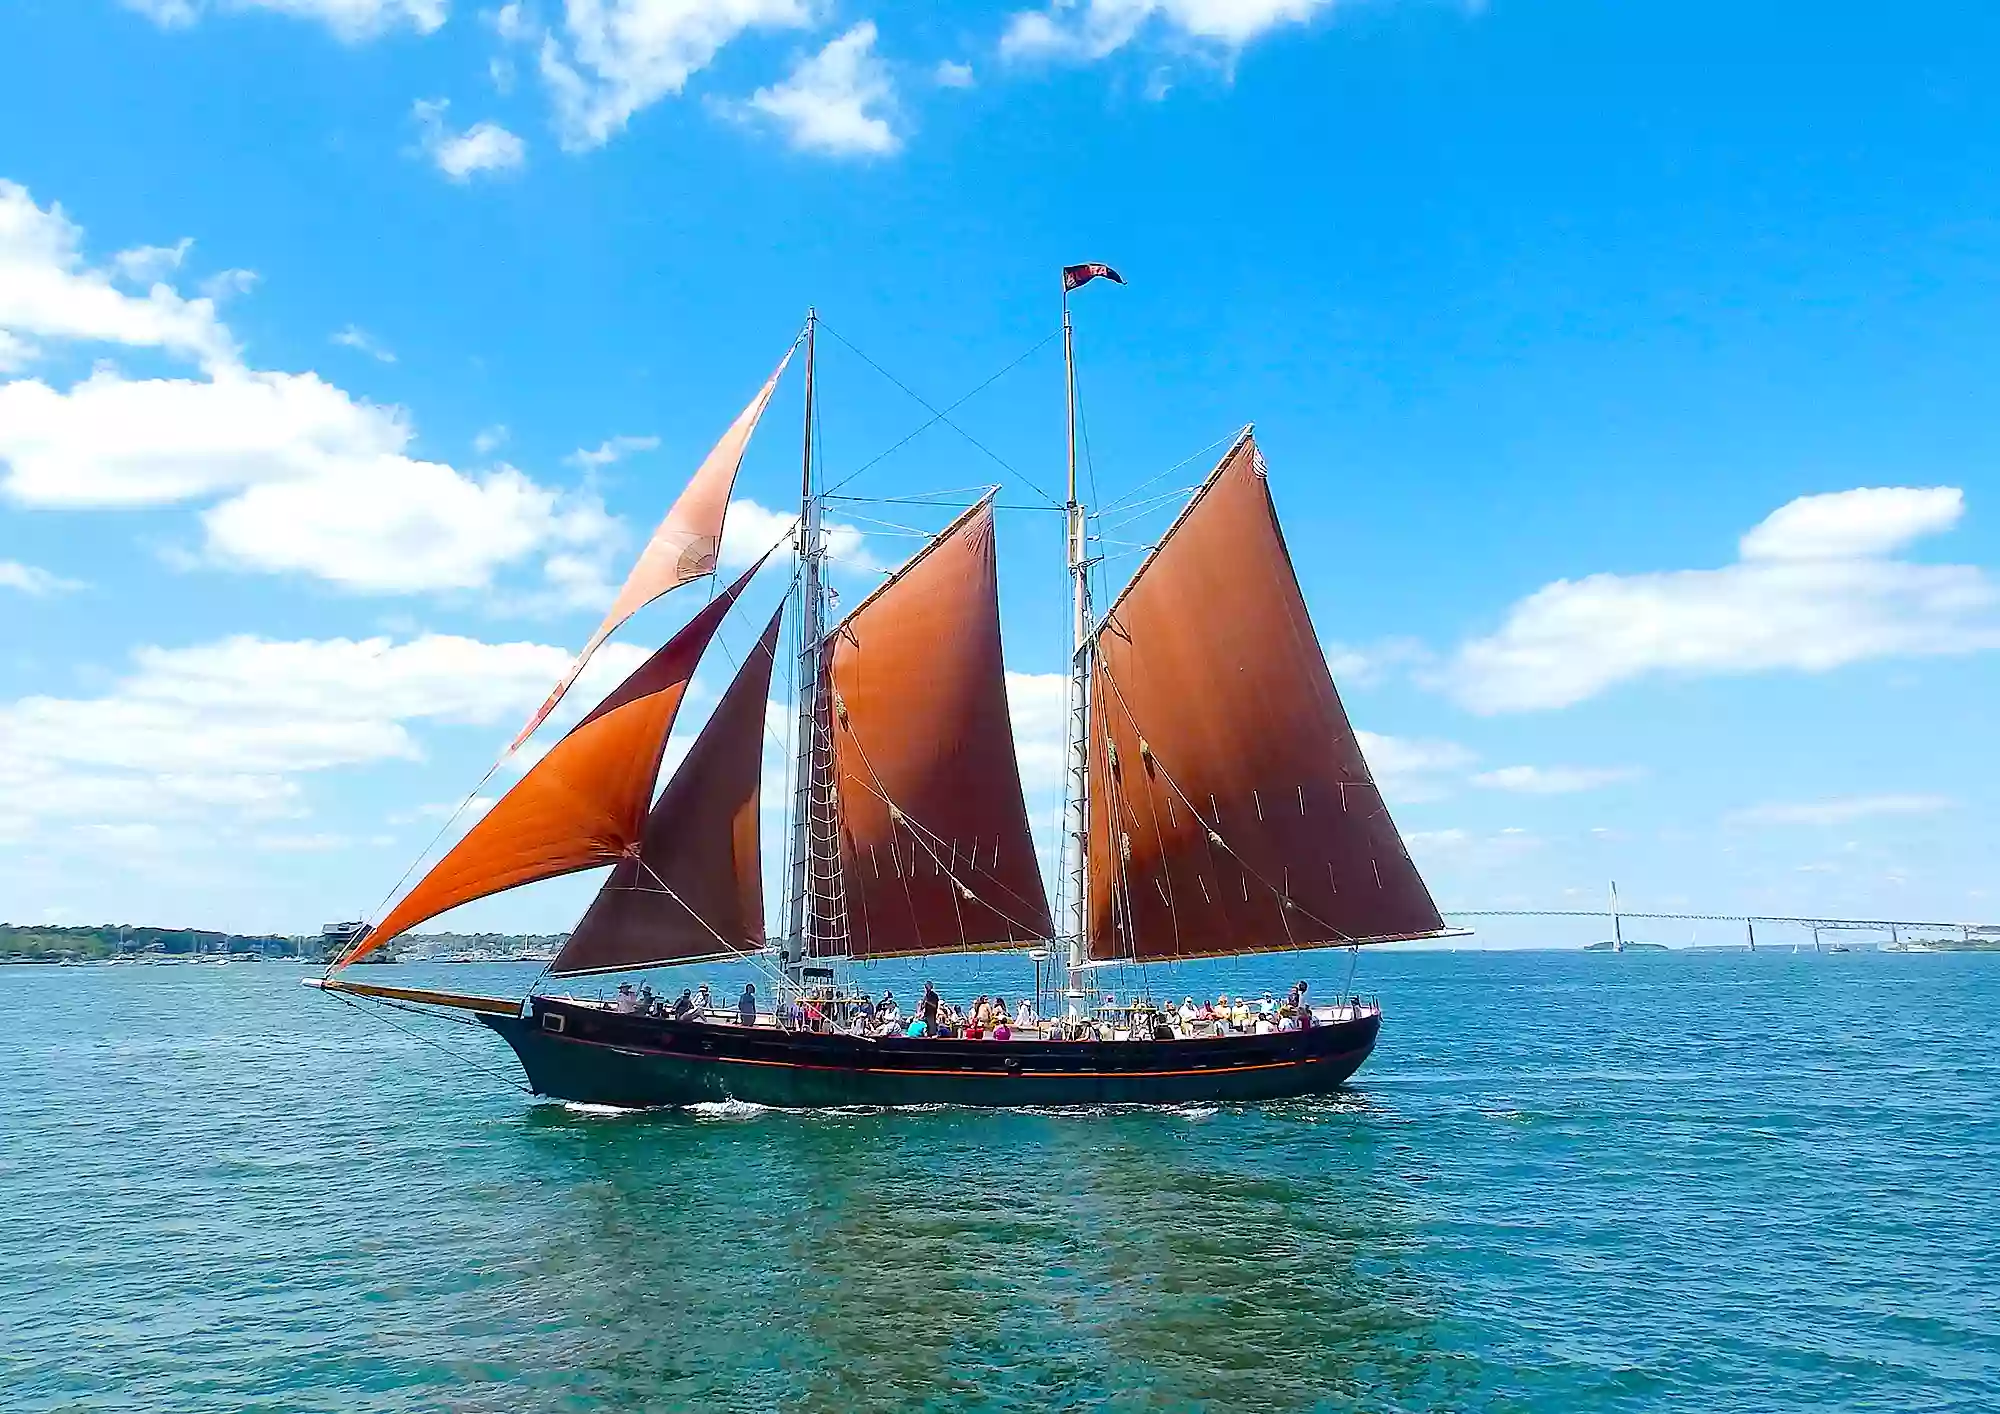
[613, 982, 641, 1014]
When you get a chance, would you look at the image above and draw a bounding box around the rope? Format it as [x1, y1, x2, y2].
[816, 320, 1064, 507]
[326, 989, 533, 1096]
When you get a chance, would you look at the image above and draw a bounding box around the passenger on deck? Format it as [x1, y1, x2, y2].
[696, 983, 713, 1016]
[671, 988, 695, 1019]
[991, 1016, 1012, 1041]
[1015, 997, 1035, 1030]
[613, 982, 641, 1014]
[1254, 1012, 1276, 1035]
[639, 984, 657, 1014]
[1278, 1011, 1301, 1032]
[905, 1015, 928, 1038]
[878, 992, 901, 1028]
[737, 983, 757, 1026]
[922, 982, 940, 1030]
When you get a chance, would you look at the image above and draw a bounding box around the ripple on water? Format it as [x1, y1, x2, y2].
[2, 952, 1998, 1412]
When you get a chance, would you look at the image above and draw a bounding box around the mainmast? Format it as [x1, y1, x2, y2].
[1059, 285, 1093, 1020]
[784, 310, 825, 976]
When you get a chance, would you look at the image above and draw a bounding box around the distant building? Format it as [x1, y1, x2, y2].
[320, 921, 367, 957]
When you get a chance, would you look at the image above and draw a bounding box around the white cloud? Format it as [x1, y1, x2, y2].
[720, 497, 876, 572]
[934, 59, 975, 88]
[566, 433, 660, 469]
[1323, 636, 1432, 688]
[1739, 486, 1963, 561]
[0, 365, 404, 506]
[205, 461, 615, 593]
[1727, 794, 1954, 827]
[473, 423, 510, 455]
[111, 238, 194, 284]
[1354, 729, 1475, 803]
[121, 0, 449, 41]
[0, 182, 613, 597]
[747, 23, 900, 156]
[1005, 670, 1068, 796]
[1447, 487, 2000, 713]
[533, 0, 811, 150]
[412, 99, 527, 181]
[332, 324, 396, 362]
[0, 630, 650, 845]
[1471, 764, 1644, 795]
[0, 180, 232, 369]
[1000, 0, 1334, 61]
[0, 560, 82, 596]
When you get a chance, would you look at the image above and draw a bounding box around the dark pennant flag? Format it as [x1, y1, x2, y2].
[1063, 262, 1125, 292]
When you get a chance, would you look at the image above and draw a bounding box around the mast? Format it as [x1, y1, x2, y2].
[1060, 285, 1092, 1019]
[784, 310, 822, 976]
[1610, 880, 1624, 953]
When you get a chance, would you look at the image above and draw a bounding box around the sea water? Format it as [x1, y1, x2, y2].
[2, 949, 1996, 1412]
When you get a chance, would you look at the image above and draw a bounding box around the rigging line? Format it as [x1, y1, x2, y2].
[327, 989, 532, 1095]
[816, 319, 1065, 508]
[1093, 660, 1355, 946]
[824, 486, 1000, 506]
[1098, 486, 1205, 535]
[838, 730, 1055, 942]
[1095, 430, 1238, 516]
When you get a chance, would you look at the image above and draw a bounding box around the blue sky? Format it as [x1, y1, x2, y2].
[1, 0, 1996, 945]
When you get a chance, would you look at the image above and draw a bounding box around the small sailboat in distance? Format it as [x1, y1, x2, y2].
[308, 269, 1458, 1108]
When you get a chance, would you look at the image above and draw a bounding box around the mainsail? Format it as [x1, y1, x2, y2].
[1085, 432, 1445, 961]
[511, 347, 795, 747]
[339, 554, 769, 964]
[550, 605, 784, 977]
[822, 498, 1053, 958]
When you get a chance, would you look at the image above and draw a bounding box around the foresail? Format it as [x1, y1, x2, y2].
[824, 498, 1053, 958]
[550, 606, 783, 977]
[339, 553, 770, 965]
[1085, 432, 1445, 962]
[511, 345, 795, 748]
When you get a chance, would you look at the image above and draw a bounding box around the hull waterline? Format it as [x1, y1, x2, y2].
[480, 997, 1381, 1109]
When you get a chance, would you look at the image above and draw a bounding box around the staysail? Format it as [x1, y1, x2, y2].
[511, 347, 795, 748]
[1085, 432, 1444, 961]
[549, 605, 783, 976]
[822, 498, 1053, 957]
[338, 553, 770, 965]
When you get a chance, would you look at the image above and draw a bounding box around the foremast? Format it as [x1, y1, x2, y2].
[783, 310, 842, 978]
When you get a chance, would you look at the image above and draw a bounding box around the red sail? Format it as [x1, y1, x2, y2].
[826, 499, 1053, 958]
[549, 606, 783, 976]
[511, 346, 793, 748]
[340, 555, 769, 964]
[1086, 432, 1444, 961]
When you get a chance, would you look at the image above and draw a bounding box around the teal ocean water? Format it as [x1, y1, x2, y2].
[3, 948, 1996, 1412]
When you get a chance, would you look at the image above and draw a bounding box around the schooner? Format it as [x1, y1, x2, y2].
[308, 269, 1455, 1107]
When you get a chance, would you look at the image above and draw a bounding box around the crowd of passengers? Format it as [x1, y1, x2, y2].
[608, 978, 1338, 1041]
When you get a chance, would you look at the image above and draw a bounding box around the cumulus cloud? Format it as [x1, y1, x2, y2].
[934, 59, 975, 88]
[0, 180, 611, 597]
[0, 180, 232, 369]
[0, 631, 650, 846]
[412, 98, 527, 180]
[747, 22, 900, 156]
[0, 560, 82, 596]
[1354, 730, 1475, 804]
[719, 497, 877, 572]
[1727, 794, 1954, 827]
[530, 0, 811, 149]
[1446, 487, 2000, 713]
[1471, 764, 1644, 795]
[121, 0, 448, 41]
[1000, 0, 1335, 61]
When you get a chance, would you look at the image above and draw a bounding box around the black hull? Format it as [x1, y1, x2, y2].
[480, 997, 1381, 1109]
